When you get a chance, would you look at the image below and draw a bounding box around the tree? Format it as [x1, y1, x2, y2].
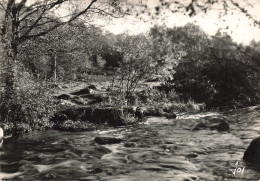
[149, 25, 184, 80]
[0, 0, 132, 126]
[171, 28, 259, 108]
[206, 32, 259, 107]
[165, 24, 213, 102]
[19, 20, 104, 81]
[0, 0, 134, 93]
[111, 34, 156, 103]
[0, 0, 95, 93]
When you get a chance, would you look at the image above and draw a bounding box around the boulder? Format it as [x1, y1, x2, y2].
[193, 122, 207, 131]
[94, 137, 123, 145]
[71, 88, 91, 95]
[124, 142, 136, 147]
[71, 97, 87, 105]
[217, 120, 230, 131]
[90, 107, 126, 126]
[144, 107, 165, 117]
[165, 113, 177, 119]
[81, 94, 109, 105]
[135, 107, 145, 119]
[208, 118, 226, 124]
[135, 107, 176, 119]
[56, 94, 73, 100]
[186, 153, 198, 158]
[210, 120, 229, 132]
[51, 113, 68, 123]
[88, 85, 97, 90]
[243, 137, 260, 164]
[90, 168, 103, 174]
[82, 93, 108, 100]
[123, 106, 136, 115]
[59, 99, 76, 106]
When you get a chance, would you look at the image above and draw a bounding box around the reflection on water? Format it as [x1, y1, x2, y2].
[0, 107, 260, 180]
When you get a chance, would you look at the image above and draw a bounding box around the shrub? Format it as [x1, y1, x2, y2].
[185, 100, 201, 113]
[53, 120, 96, 132]
[167, 100, 205, 113]
[109, 35, 156, 103]
[169, 102, 187, 112]
[0, 70, 56, 134]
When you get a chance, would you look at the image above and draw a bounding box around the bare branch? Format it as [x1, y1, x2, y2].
[19, 0, 70, 40]
[5, 0, 15, 17]
[15, 0, 27, 12]
[21, 9, 49, 37]
[0, 2, 7, 11]
[229, 0, 260, 26]
[19, 8, 40, 22]
[66, 0, 97, 22]
[19, 0, 68, 22]
[20, 19, 59, 31]
[90, 7, 130, 18]
[19, 0, 98, 42]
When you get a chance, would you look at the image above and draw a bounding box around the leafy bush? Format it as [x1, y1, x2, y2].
[0, 70, 56, 134]
[53, 120, 96, 132]
[121, 112, 137, 125]
[110, 35, 156, 102]
[168, 100, 204, 113]
[185, 100, 202, 113]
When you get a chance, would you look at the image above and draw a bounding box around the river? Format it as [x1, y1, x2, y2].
[0, 106, 259, 181]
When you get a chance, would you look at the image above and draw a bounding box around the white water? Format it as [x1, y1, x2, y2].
[0, 106, 259, 180]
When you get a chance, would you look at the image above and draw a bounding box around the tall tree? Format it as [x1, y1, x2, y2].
[0, 0, 124, 95]
[19, 20, 102, 80]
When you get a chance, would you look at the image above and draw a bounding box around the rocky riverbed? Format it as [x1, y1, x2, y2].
[0, 106, 259, 180]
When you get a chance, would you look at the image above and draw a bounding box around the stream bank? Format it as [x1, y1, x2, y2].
[0, 106, 259, 180]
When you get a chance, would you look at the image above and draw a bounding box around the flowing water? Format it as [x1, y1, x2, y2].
[0, 106, 260, 181]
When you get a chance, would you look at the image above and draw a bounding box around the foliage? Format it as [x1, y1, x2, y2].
[19, 22, 107, 81]
[110, 34, 156, 102]
[171, 29, 259, 108]
[149, 25, 186, 80]
[147, 24, 259, 109]
[0, 0, 259, 136]
[53, 120, 96, 132]
[0, 65, 56, 133]
[168, 100, 204, 113]
[121, 112, 137, 125]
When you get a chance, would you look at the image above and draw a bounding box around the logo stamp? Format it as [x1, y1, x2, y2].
[230, 161, 245, 177]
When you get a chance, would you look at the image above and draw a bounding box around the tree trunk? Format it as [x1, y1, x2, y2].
[1, 1, 19, 97]
[51, 53, 57, 82]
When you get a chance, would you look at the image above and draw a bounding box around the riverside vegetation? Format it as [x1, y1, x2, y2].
[0, 23, 259, 134]
[0, 0, 259, 135]
[0, 1, 260, 179]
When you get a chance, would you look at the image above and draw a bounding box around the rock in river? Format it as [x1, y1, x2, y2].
[165, 113, 177, 119]
[56, 94, 73, 100]
[94, 137, 123, 145]
[135, 107, 145, 119]
[71, 87, 91, 95]
[124, 142, 136, 147]
[243, 137, 260, 164]
[88, 85, 97, 90]
[193, 122, 207, 131]
[210, 120, 229, 132]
